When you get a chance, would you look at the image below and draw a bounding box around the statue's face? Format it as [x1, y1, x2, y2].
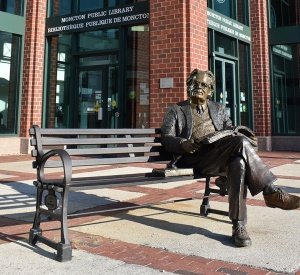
[188, 72, 213, 105]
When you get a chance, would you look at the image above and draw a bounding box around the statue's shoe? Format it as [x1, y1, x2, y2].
[264, 188, 300, 210]
[215, 177, 227, 196]
[232, 224, 252, 247]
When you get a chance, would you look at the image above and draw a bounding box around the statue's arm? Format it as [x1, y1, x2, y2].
[221, 105, 233, 129]
[161, 107, 187, 155]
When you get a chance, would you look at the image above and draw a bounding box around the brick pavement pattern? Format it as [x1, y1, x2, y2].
[0, 152, 299, 274]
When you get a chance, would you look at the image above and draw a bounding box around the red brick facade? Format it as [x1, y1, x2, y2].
[149, 0, 208, 128]
[18, 1, 276, 150]
[250, 0, 272, 137]
[20, 0, 47, 137]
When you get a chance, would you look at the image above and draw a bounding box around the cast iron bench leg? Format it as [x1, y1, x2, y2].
[29, 181, 72, 261]
[56, 184, 72, 262]
[29, 182, 43, 245]
[200, 177, 211, 216]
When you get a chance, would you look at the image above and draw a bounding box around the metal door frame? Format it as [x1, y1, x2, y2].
[214, 57, 237, 125]
[77, 65, 109, 128]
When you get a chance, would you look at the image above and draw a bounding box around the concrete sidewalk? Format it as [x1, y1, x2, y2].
[0, 152, 299, 274]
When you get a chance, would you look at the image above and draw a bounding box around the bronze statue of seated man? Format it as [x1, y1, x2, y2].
[161, 68, 300, 247]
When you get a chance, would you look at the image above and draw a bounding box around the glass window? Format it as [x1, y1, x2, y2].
[79, 29, 119, 52]
[213, 0, 235, 19]
[125, 25, 149, 128]
[237, 0, 249, 26]
[124, 0, 147, 3]
[79, 0, 119, 12]
[270, 0, 299, 28]
[271, 44, 300, 135]
[215, 32, 236, 56]
[45, 35, 72, 128]
[0, 31, 21, 134]
[45, 25, 149, 129]
[0, 0, 24, 15]
[49, 0, 147, 16]
[49, 0, 72, 16]
[208, 0, 249, 26]
[238, 42, 251, 126]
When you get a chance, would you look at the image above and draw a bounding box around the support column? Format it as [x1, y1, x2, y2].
[20, 0, 47, 137]
[149, 0, 208, 128]
[250, 1, 272, 150]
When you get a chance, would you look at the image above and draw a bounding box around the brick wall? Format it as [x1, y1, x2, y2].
[250, 0, 271, 136]
[20, 0, 47, 137]
[47, 37, 58, 128]
[149, 0, 208, 128]
[132, 27, 150, 128]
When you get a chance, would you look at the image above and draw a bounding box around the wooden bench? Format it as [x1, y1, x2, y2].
[28, 125, 228, 261]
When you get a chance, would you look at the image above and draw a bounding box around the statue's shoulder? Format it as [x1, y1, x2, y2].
[209, 100, 222, 107]
[167, 100, 189, 110]
[208, 100, 225, 111]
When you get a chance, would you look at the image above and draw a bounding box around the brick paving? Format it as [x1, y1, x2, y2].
[0, 152, 299, 274]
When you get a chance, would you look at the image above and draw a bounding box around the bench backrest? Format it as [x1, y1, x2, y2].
[29, 125, 172, 168]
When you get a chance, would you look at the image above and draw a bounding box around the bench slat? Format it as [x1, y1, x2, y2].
[40, 137, 157, 146]
[44, 155, 162, 167]
[62, 146, 161, 156]
[69, 174, 194, 190]
[37, 128, 158, 135]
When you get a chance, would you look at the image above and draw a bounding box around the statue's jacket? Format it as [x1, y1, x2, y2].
[161, 100, 233, 155]
[161, 100, 273, 196]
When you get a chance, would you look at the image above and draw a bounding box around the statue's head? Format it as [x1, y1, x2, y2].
[186, 69, 215, 105]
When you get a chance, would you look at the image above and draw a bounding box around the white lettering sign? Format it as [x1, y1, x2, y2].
[47, 3, 149, 36]
[207, 9, 251, 43]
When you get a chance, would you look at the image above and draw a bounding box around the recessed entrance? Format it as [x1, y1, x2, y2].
[214, 57, 237, 124]
[77, 55, 119, 129]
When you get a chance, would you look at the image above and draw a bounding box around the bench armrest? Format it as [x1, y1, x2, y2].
[37, 149, 72, 187]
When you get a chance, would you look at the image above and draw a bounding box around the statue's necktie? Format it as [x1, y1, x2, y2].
[196, 105, 204, 115]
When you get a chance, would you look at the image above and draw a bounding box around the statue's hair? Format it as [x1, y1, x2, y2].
[186, 69, 215, 92]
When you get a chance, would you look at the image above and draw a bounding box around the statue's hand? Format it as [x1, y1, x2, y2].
[180, 140, 199, 154]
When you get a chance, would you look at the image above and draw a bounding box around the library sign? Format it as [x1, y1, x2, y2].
[46, 2, 149, 36]
[272, 45, 293, 60]
[207, 8, 251, 43]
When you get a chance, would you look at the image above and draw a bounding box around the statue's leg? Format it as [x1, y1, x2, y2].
[229, 136, 276, 196]
[227, 156, 251, 247]
[227, 156, 247, 223]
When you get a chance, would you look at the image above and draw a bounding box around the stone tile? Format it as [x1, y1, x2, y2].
[72, 200, 300, 273]
[0, 173, 14, 179]
[255, 178, 300, 200]
[271, 163, 300, 177]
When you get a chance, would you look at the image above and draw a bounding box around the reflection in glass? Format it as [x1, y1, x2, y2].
[126, 25, 149, 128]
[214, 58, 236, 124]
[215, 32, 236, 57]
[79, 29, 119, 52]
[238, 42, 251, 126]
[213, 0, 234, 19]
[270, 0, 299, 27]
[237, 0, 249, 26]
[45, 35, 72, 128]
[209, 0, 249, 25]
[78, 65, 118, 129]
[79, 0, 118, 12]
[45, 24, 149, 129]
[272, 44, 300, 134]
[49, 0, 148, 16]
[0, 31, 21, 134]
[0, 0, 24, 15]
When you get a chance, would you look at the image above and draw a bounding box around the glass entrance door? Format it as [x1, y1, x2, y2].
[214, 57, 237, 124]
[274, 72, 287, 133]
[78, 66, 118, 128]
